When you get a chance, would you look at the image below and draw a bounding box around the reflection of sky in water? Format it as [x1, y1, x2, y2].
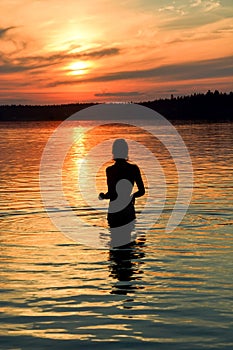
[0, 121, 232, 347]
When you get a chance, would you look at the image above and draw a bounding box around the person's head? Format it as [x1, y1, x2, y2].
[112, 138, 128, 160]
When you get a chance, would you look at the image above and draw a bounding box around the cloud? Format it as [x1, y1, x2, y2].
[203, 0, 221, 12]
[82, 47, 120, 58]
[95, 91, 143, 97]
[190, 0, 220, 11]
[161, 15, 218, 30]
[158, 4, 186, 16]
[0, 64, 30, 73]
[47, 55, 233, 87]
[0, 26, 16, 39]
[18, 47, 120, 65]
[190, 0, 202, 7]
[165, 32, 220, 45]
[214, 25, 233, 34]
[0, 46, 120, 74]
[159, 0, 226, 30]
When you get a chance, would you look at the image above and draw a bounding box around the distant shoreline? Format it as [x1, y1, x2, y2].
[0, 90, 232, 123]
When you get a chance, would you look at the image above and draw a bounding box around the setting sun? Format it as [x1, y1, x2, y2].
[67, 61, 90, 75]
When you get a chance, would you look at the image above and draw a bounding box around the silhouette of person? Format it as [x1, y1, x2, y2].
[98, 139, 145, 233]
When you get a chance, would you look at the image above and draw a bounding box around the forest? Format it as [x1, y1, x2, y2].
[0, 90, 232, 122]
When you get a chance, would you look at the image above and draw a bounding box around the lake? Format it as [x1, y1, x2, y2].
[0, 119, 232, 350]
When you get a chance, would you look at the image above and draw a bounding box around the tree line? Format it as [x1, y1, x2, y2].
[141, 90, 232, 122]
[0, 90, 232, 122]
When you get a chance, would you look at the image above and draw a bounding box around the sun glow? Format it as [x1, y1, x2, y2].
[67, 61, 90, 75]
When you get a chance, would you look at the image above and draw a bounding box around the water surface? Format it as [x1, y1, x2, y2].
[0, 121, 232, 349]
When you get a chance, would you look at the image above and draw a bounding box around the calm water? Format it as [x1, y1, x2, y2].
[0, 120, 232, 350]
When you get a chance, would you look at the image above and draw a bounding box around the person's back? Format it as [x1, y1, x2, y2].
[99, 139, 145, 228]
[106, 159, 142, 201]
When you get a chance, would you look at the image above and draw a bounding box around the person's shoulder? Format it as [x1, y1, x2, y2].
[127, 162, 140, 171]
[106, 164, 115, 172]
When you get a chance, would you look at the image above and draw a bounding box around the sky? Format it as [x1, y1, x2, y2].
[0, 0, 233, 104]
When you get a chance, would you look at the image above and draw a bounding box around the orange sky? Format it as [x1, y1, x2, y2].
[0, 0, 233, 104]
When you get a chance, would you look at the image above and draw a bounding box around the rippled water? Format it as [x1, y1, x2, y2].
[0, 120, 232, 349]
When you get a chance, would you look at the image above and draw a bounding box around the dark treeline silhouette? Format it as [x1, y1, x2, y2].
[0, 103, 95, 122]
[141, 90, 233, 122]
[0, 90, 232, 122]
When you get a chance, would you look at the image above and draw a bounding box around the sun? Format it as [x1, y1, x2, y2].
[67, 61, 90, 75]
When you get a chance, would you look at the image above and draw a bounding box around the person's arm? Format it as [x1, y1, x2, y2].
[132, 165, 145, 200]
[99, 167, 112, 200]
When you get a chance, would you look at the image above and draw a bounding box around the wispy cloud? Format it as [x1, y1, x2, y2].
[18, 47, 120, 66]
[46, 55, 233, 87]
[159, 0, 225, 30]
[0, 26, 16, 39]
[95, 91, 143, 97]
[158, 4, 187, 16]
[190, 0, 221, 12]
[0, 47, 120, 74]
[190, 0, 202, 7]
